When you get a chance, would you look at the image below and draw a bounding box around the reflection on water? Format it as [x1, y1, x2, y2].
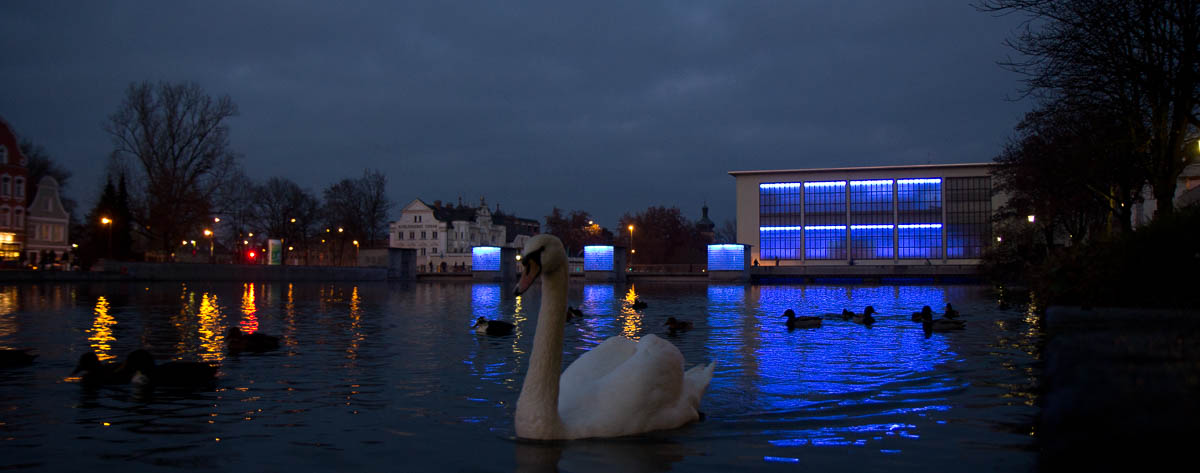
[240, 283, 259, 334]
[88, 296, 116, 360]
[0, 282, 1039, 471]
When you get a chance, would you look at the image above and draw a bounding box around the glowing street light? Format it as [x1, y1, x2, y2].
[628, 224, 635, 268]
[203, 229, 214, 262]
[100, 217, 112, 259]
[352, 240, 359, 265]
[213, 217, 220, 223]
[1027, 215, 1036, 223]
[338, 227, 344, 233]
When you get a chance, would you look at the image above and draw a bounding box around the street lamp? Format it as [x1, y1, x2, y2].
[628, 224, 635, 268]
[1027, 215, 1036, 223]
[203, 229, 214, 262]
[353, 240, 359, 266]
[100, 217, 112, 259]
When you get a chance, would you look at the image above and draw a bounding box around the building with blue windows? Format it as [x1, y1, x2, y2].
[731, 163, 998, 267]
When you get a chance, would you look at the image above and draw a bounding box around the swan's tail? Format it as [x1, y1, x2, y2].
[683, 362, 716, 409]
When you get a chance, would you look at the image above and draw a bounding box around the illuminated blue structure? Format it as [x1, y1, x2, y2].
[707, 244, 751, 281]
[732, 163, 997, 267]
[471, 246, 501, 271]
[584, 245, 626, 282]
[471, 246, 518, 281]
[583, 245, 614, 271]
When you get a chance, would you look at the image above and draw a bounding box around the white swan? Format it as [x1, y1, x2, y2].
[513, 234, 716, 440]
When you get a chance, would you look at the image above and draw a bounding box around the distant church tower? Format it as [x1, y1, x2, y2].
[696, 203, 715, 243]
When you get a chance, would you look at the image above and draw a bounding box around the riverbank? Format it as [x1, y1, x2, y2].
[1040, 305, 1200, 470]
[0, 261, 387, 282]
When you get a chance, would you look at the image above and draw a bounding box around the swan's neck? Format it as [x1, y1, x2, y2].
[515, 267, 568, 439]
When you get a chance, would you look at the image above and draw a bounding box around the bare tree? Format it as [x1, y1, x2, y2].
[981, 0, 1200, 219]
[105, 80, 239, 254]
[252, 177, 320, 263]
[715, 220, 738, 244]
[321, 169, 392, 247]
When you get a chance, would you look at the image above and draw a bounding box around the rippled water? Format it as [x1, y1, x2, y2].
[0, 281, 1040, 471]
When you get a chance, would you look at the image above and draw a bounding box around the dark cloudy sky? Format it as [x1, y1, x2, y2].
[1, 1, 1031, 229]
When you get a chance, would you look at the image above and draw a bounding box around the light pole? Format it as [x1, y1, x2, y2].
[203, 229, 214, 263]
[628, 224, 635, 269]
[100, 217, 112, 259]
[353, 240, 359, 266]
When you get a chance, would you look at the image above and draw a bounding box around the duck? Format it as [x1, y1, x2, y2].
[911, 305, 934, 322]
[473, 317, 515, 336]
[664, 317, 694, 334]
[783, 309, 822, 329]
[840, 309, 855, 321]
[0, 348, 36, 368]
[226, 327, 280, 353]
[121, 349, 218, 388]
[512, 234, 715, 440]
[851, 306, 877, 325]
[631, 299, 648, 310]
[71, 351, 129, 384]
[566, 306, 584, 320]
[921, 311, 965, 334]
[943, 303, 961, 319]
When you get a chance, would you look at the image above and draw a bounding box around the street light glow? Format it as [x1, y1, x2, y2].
[100, 217, 111, 225]
[1027, 215, 1036, 223]
[203, 229, 212, 236]
[338, 227, 344, 233]
[213, 217, 220, 223]
[290, 218, 296, 223]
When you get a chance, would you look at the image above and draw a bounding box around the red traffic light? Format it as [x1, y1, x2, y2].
[248, 251, 256, 259]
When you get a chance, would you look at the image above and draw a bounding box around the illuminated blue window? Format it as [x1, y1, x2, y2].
[850, 225, 894, 259]
[583, 245, 614, 271]
[897, 224, 942, 259]
[760, 226, 801, 260]
[897, 178, 942, 219]
[707, 244, 745, 271]
[759, 182, 802, 260]
[804, 225, 846, 260]
[471, 246, 501, 271]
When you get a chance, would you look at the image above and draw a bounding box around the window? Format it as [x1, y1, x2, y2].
[759, 182, 802, 260]
[12, 208, 21, 228]
[432, 231, 437, 239]
[397, 232, 403, 240]
[420, 231, 426, 239]
[849, 180, 894, 259]
[0, 207, 8, 227]
[409, 232, 414, 239]
[945, 177, 991, 258]
[804, 181, 847, 260]
[13, 178, 23, 198]
[897, 178, 942, 259]
[1, 176, 9, 196]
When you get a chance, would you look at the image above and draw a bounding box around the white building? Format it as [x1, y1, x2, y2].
[389, 197, 539, 271]
[25, 176, 70, 264]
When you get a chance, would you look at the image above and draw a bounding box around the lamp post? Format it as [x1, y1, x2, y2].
[100, 217, 112, 259]
[628, 224, 635, 269]
[353, 240, 359, 266]
[203, 229, 214, 263]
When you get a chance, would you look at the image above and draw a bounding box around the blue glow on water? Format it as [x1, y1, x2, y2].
[707, 244, 745, 271]
[764, 456, 801, 463]
[470, 284, 501, 321]
[472, 246, 501, 271]
[583, 245, 614, 271]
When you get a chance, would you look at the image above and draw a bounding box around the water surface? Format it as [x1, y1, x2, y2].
[0, 281, 1039, 471]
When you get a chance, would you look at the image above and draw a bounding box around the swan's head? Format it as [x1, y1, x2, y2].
[864, 306, 876, 316]
[782, 309, 795, 318]
[514, 234, 566, 296]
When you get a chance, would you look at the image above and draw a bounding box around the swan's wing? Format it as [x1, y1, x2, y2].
[682, 362, 716, 409]
[559, 335, 697, 438]
[558, 336, 638, 408]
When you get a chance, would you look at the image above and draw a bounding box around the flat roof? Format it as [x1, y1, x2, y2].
[728, 162, 994, 176]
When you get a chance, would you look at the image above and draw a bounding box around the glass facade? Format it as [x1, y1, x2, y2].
[756, 174, 989, 262]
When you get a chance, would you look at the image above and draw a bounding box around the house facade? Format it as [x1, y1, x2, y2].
[25, 176, 70, 264]
[0, 118, 29, 262]
[389, 197, 539, 271]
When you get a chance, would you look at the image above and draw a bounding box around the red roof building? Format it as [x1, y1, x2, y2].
[0, 117, 29, 262]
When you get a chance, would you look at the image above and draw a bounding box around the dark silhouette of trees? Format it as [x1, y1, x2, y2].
[544, 208, 613, 256]
[321, 169, 392, 246]
[18, 139, 76, 218]
[981, 0, 1200, 219]
[253, 177, 320, 263]
[77, 175, 134, 266]
[714, 219, 738, 244]
[616, 206, 708, 265]
[105, 80, 239, 255]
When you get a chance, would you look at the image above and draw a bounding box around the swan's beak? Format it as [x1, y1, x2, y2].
[514, 259, 541, 296]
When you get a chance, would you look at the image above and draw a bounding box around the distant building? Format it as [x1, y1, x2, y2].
[1132, 162, 1200, 226]
[389, 197, 539, 271]
[696, 203, 715, 242]
[25, 176, 70, 264]
[730, 163, 1001, 266]
[0, 117, 29, 262]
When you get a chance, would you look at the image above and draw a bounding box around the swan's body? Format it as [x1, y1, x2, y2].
[851, 306, 877, 325]
[783, 309, 822, 329]
[921, 311, 965, 334]
[513, 234, 715, 440]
